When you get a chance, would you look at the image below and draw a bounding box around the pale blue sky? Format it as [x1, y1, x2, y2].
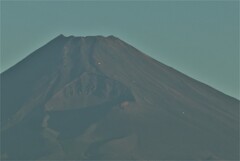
[1, 1, 239, 99]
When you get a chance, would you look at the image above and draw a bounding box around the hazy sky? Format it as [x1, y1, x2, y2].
[1, 1, 239, 99]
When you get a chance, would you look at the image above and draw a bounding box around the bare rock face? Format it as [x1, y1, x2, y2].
[1, 35, 239, 160]
[45, 72, 135, 111]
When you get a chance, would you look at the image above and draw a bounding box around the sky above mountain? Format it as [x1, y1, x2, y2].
[1, 1, 239, 99]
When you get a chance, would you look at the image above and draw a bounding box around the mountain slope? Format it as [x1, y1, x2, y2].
[1, 35, 239, 160]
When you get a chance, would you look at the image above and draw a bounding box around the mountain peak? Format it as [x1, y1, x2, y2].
[57, 34, 118, 40]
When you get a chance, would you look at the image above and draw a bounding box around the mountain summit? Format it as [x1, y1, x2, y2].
[1, 35, 239, 160]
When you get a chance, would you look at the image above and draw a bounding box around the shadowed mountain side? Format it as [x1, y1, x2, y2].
[1, 35, 239, 160]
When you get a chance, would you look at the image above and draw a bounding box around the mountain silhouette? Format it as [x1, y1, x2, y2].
[1, 35, 239, 160]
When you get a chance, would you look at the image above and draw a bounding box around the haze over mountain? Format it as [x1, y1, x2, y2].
[1, 35, 239, 160]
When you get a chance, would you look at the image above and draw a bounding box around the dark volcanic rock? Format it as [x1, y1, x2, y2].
[1, 35, 239, 160]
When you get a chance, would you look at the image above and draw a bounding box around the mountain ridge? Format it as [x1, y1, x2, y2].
[2, 34, 238, 100]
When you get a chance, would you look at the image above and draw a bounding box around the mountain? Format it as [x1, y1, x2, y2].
[1, 35, 239, 160]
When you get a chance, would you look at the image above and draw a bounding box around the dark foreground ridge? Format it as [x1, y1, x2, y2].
[1, 35, 239, 160]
